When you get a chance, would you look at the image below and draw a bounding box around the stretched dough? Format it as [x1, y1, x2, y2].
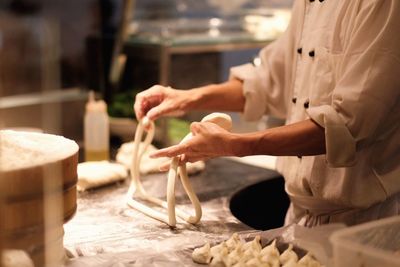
[116, 141, 205, 175]
[126, 113, 232, 226]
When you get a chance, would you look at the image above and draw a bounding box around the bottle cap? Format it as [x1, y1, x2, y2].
[86, 91, 107, 113]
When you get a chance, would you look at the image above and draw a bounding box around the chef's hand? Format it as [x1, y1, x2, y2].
[150, 121, 238, 171]
[134, 85, 195, 121]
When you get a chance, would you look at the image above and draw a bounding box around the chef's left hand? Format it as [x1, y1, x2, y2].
[150, 121, 236, 171]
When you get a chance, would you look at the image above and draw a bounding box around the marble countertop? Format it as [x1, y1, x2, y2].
[64, 158, 281, 266]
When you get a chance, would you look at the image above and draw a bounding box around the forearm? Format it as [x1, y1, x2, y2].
[232, 119, 326, 157]
[188, 79, 245, 112]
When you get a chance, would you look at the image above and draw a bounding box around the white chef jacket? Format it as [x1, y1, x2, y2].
[230, 0, 400, 226]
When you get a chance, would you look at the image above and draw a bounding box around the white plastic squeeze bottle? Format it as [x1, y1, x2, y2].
[84, 91, 110, 161]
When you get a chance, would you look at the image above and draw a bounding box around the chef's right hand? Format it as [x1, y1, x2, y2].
[134, 85, 194, 121]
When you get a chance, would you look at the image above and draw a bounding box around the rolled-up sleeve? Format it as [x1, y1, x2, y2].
[230, 63, 268, 121]
[229, 2, 301, 121]
[307, 0, 400, 167]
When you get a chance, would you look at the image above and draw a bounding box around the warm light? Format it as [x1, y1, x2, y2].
[209, 18, 222, 27]
[208, 28, 220, 37]
[253, 56, 262, 67]
[244, 10, 291, 40]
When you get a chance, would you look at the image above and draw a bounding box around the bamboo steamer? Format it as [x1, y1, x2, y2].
[0, 194, 4, 267]
[0, 130, 79, 267]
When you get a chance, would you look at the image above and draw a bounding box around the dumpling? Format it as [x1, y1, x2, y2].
[226, 233, 242, 252]
[260, 240, 279, 258]
[246, 256, 271, 267]
[210, 241, 228, 258]
[210, 246, 229, 267]
[260, 240, 280, 267]
[283, 259, 299, 267]
[242, 247, 259, 263]
[192, 242, 211, 264]
[261, 255, 280, 267]
[298, 253, 323, 267]
[280, 244, 298, 265]
[243, 235, 262, 253]
[225, 243, 244, 266]
[231, 259, 247, 267]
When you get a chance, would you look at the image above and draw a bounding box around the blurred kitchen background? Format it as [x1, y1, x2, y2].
[0, 0, 293, 145]
[0, 1, 292, 265]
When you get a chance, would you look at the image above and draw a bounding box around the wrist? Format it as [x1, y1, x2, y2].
[227, 133, 255, 157]
[187, 85, 215, 110]
[176, 88, 200, 112]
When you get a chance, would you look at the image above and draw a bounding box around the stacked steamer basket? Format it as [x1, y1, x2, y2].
[0, 184, 3, 267]
[0, 130, 79, 266]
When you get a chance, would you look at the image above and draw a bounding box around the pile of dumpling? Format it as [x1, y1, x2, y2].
[192, 233, 324, 267]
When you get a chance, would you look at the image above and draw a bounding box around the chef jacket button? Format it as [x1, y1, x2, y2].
[292, 97, 297, 104]
[304, 100, 310, 109]
[309, 50, 315, 57]
[297, 48, 302, 54]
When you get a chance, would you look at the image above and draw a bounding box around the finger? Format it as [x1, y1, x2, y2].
[134, 95, 158, 120]
[134, 95, 145, 120]
[189, 122, 201, 134]
[184, 156, 207, 163]
[150, 144, 187, 158]
[134, 87, 165, 119]
[180, 154, 187, 163]
[146, 102, 177, 121]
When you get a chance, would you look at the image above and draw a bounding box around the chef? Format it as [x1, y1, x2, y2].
[134, 0, 400, 227]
